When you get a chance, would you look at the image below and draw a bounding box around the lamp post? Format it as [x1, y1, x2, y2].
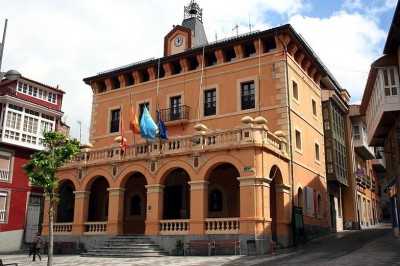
[0, 19, 21, 81]
[0, 69, 21, 81]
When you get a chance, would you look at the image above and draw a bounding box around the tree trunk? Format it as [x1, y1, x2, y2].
[48, 198, 54, 266]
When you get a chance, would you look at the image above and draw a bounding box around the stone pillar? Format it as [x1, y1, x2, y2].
[145, 184, 164, 235]
[188, 181, 209, 234]
[238, 176, 268, 235]
[72, 191, 90, 235]
[275, 184, 291, 236]
[106, 188, 125, 235]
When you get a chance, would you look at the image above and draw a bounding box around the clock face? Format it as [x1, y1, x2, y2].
[174, 36, 183, 47]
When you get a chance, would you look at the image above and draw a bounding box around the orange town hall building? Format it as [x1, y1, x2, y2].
[48, 1, 341, 253]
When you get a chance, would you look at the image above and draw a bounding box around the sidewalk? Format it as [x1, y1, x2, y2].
[0, 251, 295, 266]
[1, 223, 394, 266]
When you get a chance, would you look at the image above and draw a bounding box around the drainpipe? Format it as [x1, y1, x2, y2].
[275, 31, 295, 245]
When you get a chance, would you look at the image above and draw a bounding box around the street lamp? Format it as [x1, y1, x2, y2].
[1, 19, 21, 81]
[0, 69, 21, 81]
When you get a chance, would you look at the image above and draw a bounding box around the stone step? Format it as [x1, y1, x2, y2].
[91, 246, 165, 251]
[81, 252, 169, 258]
[82, 234, 168, 258]
[98, 243, 159, 249]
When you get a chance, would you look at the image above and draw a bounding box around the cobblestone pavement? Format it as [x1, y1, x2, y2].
[1, 223, 398, 266]
[0, 252, 292, 266]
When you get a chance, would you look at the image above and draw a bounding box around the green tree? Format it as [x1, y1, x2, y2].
[23, 131, 80, 266]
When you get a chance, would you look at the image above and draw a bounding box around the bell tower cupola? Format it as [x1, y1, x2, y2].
[164, 0, 208, 56]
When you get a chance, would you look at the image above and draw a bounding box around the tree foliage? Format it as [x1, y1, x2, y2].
[23, 131, 80, 266]
[23, 131, 81, 196]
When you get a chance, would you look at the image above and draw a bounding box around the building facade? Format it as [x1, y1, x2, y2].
[343, 105, 382, 230]
[50, 1, 344, 253]
[361, 1, 400, 237]
[0, 76, 65, 252]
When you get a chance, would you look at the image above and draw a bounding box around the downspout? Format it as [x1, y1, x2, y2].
[276, 31, 295, 245]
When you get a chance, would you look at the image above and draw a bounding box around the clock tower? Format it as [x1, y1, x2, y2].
[164, 0, 208, 56]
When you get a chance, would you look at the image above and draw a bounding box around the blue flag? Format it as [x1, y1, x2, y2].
[157, 111, 168, 139]
[140, 106, 158, 140]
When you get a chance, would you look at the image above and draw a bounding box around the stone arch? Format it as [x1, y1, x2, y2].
[82, 168, 112, 191]
[269, 164, 284, 242]
[297, 186, 304, 209]
[57, 172, 80, 191]
[56, 180, 75, 223]
[87, 176, 110, 222]
[161, 167, 191, 220]
[122, 172, 148, 234]
[156, 159, 195, 185]
[205, 162, 241, 218]
[115, 163, 152, 187]
[199, 154, 245, 181]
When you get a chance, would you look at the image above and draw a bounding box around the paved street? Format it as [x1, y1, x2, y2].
[0, 222, 398, 266]
[263, 222, 400, 266]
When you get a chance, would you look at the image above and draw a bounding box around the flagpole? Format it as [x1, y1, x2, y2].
[130, 93, 136, 151]
[157, 58, 162, 153]
[120, 105, 126, 157]
[197, 45, 205, 124]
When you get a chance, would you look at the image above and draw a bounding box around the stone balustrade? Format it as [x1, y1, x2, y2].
[53, 223, 73, 234]
[83, 222, 107, 235]
[63, 126, 288, 168]
[205, 218, 240, 234]
[159, 219, 190, 235]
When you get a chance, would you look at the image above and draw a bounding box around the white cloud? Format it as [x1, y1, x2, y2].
[0, 0, 392, 141]
[289, 11, 386, 102]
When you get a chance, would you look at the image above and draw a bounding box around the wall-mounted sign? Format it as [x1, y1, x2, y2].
[354, 169, 365, 175]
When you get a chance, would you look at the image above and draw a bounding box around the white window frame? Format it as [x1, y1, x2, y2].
[0, 191, 9, 223]
[0, 150, 13, 183]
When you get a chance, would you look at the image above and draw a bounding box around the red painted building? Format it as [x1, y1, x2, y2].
[0, 76, 66, 252]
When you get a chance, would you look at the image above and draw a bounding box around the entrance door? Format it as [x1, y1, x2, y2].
[163, 186, 182, 219]
[25, 204, 40, 243]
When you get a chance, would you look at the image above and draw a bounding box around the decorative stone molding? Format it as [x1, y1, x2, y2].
[145, 184, 165, 194]
[188, 152, 206, 172]
[188, 181, 209, 190]
[73, 190, 90, 199]
[109, 163, 122, 181]
[147, 158, 162, 176]
[107, 187, 126, 196]
[275, 184, 291, 194]
[237, 176, 270, 186]
[76, 167, 88, 184]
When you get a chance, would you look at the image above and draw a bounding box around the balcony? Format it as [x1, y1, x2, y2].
[372, 154, 386, 173]
[62, 125, 288, 168]
[158, 105, 190, 125]
[353, 136, 374, 160]
[366, 68, 400, 146]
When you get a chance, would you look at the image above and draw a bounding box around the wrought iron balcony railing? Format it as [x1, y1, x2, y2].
[158, 105, 190, 122]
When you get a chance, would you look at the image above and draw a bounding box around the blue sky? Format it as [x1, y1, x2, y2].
[0, 0, 397, 142]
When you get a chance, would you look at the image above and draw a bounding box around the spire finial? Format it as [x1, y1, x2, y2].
[184, 0, 203, 22]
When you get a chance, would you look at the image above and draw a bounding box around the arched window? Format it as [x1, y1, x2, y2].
[298, 187, 303, 208]
[130, 195, 141, 216]
[209, 189, 223, 212]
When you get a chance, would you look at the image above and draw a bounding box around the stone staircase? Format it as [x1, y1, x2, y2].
[81, 235, 169, 257]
